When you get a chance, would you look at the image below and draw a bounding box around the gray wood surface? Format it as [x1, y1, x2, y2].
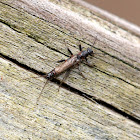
[0, 0, 140, 139]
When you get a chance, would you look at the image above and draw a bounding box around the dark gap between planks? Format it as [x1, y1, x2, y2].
[0, 52, 140, 125]
[1, 12, 140, 88]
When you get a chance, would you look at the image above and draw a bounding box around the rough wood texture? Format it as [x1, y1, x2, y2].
[0, 0, 140, 139]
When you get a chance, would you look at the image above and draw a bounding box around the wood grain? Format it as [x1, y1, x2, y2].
[0, 57, 140, 139]
[0, 0, 140, 139]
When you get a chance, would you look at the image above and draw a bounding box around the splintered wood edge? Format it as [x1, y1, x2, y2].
[0, 57, 140, 139]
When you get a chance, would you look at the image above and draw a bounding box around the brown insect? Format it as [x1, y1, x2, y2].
[30, 38, 98, 103]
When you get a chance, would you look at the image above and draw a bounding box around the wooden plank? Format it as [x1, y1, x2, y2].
[0, 57, 140, 139]
[69, 0, 140, 37]
[0, 0, 140, 139]
[0, 0, 140, 119]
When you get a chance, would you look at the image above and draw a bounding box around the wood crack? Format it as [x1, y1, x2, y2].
[1, 19, 139, 90]
[0, 52, 139, 125]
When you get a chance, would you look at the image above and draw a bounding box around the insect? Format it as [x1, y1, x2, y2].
[46, 37, 98, 81]
[47, 45, 93, 80]
[31, 38, 98, 103]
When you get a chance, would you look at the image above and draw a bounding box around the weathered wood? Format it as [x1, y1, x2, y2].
[71, 0, 140, 37]
[0, 57, 140, 139]
[0, 0, 140, 139]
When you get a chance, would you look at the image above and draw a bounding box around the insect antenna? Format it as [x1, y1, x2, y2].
[92, 35, 98, 48]
[91, 36, 107, 56]
[36, 79, 49, 105]
[94, 53, 107, 55]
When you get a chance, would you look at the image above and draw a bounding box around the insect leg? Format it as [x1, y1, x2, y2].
[79, 44, 82, 51]
[84, 57, 91, 66]
[58, 69, 71, 91]
[92, 36, 97, 46]
[57, 59, 65, 63]
[86, 60, 96, 68]
[78, 65, 87, 79]
[84, 57, 95, 68]
[64, 39, 73, 55]
[78, 44, 85, 51]
[67, 47, 73, 56]
[36, 79, 49, 105]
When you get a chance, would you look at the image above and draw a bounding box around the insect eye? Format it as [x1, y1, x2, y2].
[87, 48, 93, 55]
